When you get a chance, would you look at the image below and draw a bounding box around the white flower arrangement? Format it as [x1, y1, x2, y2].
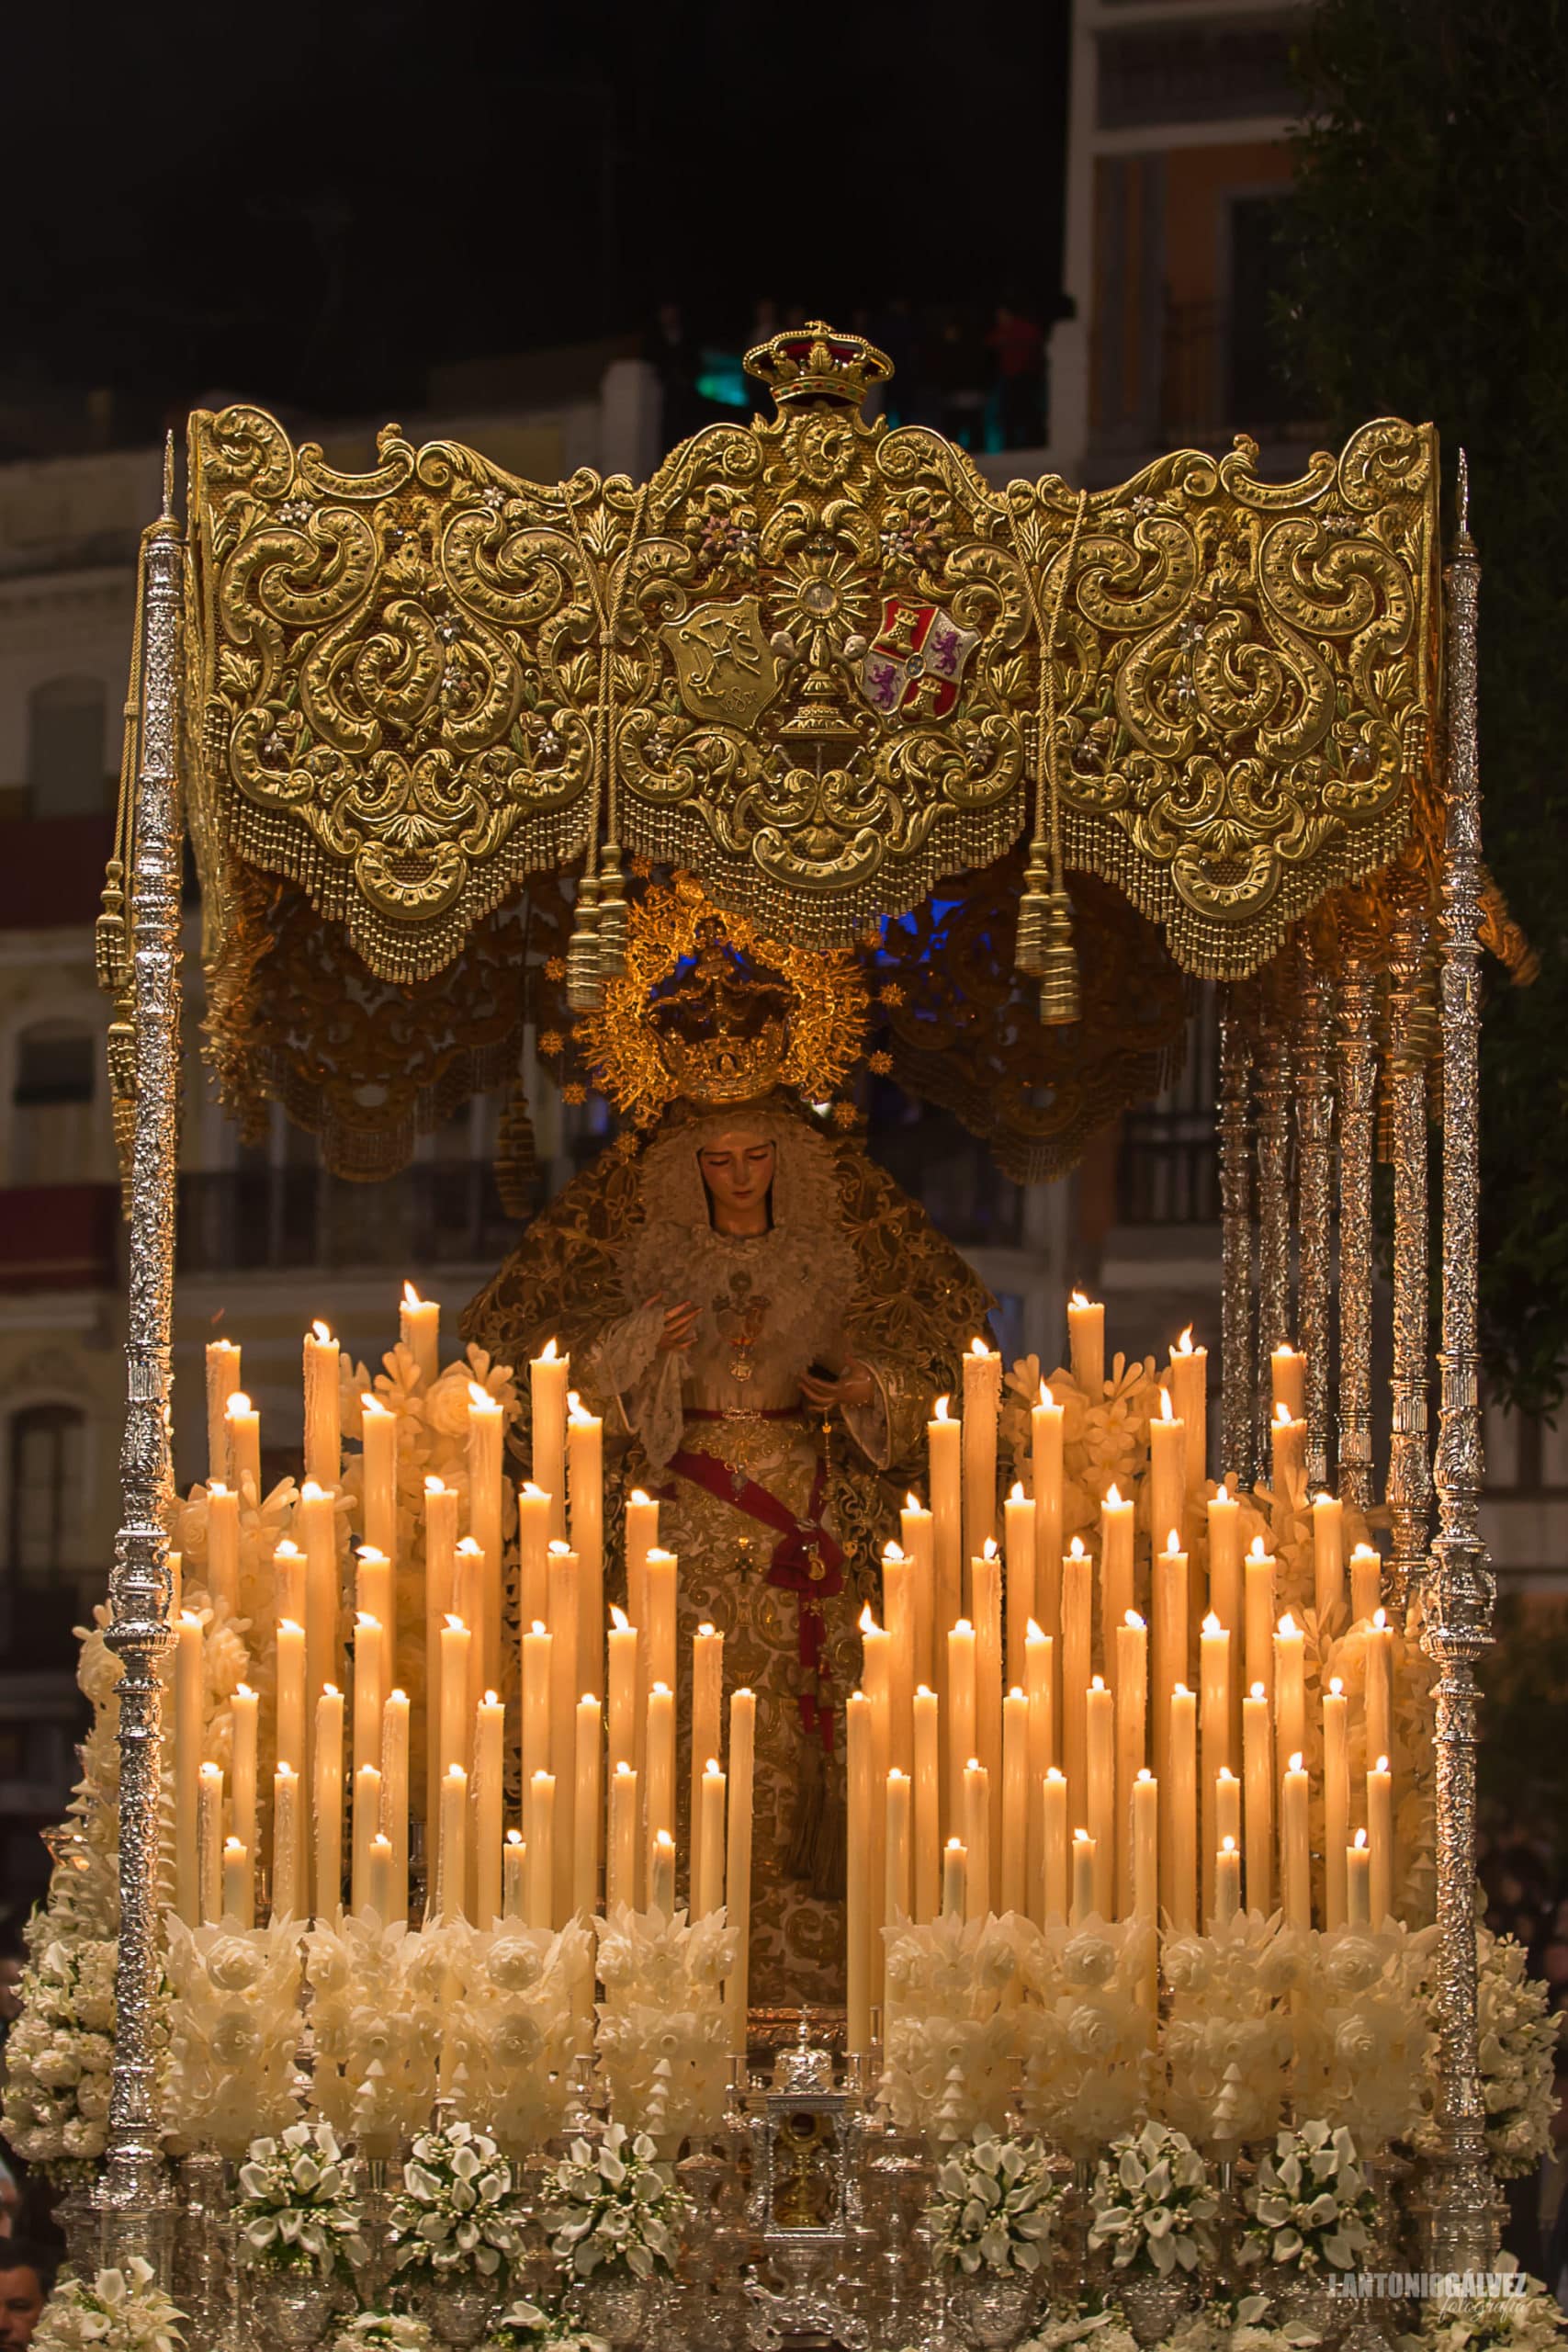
[449, 1919, 594, 2155]
[544, 2121, 690, 2281]
[235, 2119, 367, 2277]
[1398, 2264, 1568, 2352]
[927, 2130, 1060, 2276]
[307, 1916, 444, 2157]
[592, 1904, 735, 2141]
[1018, 2301, 1141, 2352]
[1166, 2298, 1326, 2352]
[32, 2258, 185, 2352]
[1013, 1917, 1156, 2158]
[1, 1933, 121, 2177]
[387, 2118, 527, 2282]
[1292, 1923, 1435, 2157]
[1087, 2120, 1219, 2278]
[1238, 2120, 1376, 2274]
[1416, 1927, 1561, 2180]
[164, 1917, 303, 2155]
[479, 2301, 610, 2352]
[881, 1909, 1032, 2141]
[1159, 1911, 1295, 2151]
[330, 2315, 432, 2352]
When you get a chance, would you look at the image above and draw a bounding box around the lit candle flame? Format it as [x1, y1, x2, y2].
[1009, 1479, 1026, 1503]
[1105, 1483, 1124, 1508]
[1174, 1682, 1192, 1698]
[698, 1621, 716, 1638]
[225, 1392, 252, 1418]
[933, 1395, 951, 1422]
[523, 1481, 547, 1499]
[311, 1319, 333, 1344]
[1137, 1765, 1153, 1781]
[982, 1536, 998, 1560]
[1289, 1751, 1304, 1772]
[355, 1611, 381, 1632]
[1330, 1676, 1344, 1695]
[1069, 1535, 1087, 1558]
[180, 1609, 201, 1629]
[224, 1835, 244, 1852]
[1375, 1753, 1389, 1774]
[275, 1539, 300, 1557]
[1354, 1826, 1369, 1849]
[1026, 1617, 1044, 1641]
[1070, 1289, 1092, 1308]
[705, 1757, 723, 1778]
[1314, 1491, 1335, 1507]
[611, 1605, 630, 1633]
[362, 1393, 389, 1417]
[882, 1540, 907, 1562]
[857, 1603, 880, 1634]
[1159, 1388, 1175, 1423]
[1039, 1380, 1055, 1408]
[1218, 1766, 1236, 1783]
[506, 1829, 523, 1846]
[1274, 1399, 1294, 1426]
[457, 1535, 481, 1556]
[630, 1487, 651, 1506]
[548, 1539, 573, 1556]
[953, 1618, 973, 1635]
[1073, 1826, 1090, 1843]
[209, 1478, 230, 1498]
[278, 1618, 303, 1636]
[1249, 1535, 1269, 1559]
[904, 1490, 925, 1513]
[1373, 1605, 1387, 1628]
[1166, 1526, 1182, 1555]
[1222, 1833, 1236, 1853]
[1279, 1611, 1299, 1636]
[300, 1479, 327, 1502]
[236, 1681, 254, 1700]
[402, 1282, 423, 1308]
[1174, 1326, 1194, 1356]
[1202, 1611, 1222, 1634]
[444, 1615, 466, 1634]
[1047, 1766, 1065, 1782]
[1090, 1673, 1105, 1691]
[1249, 1680, 1266, 1700]
[468, 1380, 495, 1408]
[539, 1336, 560, 1363]
[424, 1475, 448, 1495]
[530, 1620, 547, 1635]
[1124, 1609, 1145, 1630]
[970, 1335, 991, 1357]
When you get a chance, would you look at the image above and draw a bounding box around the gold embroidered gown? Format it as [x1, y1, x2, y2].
[463, 1095, 992, 2009]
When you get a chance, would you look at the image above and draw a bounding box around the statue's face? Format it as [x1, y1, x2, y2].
[696, 1127, 776, 1221]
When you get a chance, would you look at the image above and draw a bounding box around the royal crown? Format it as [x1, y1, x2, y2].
[648, 922, 794, 1107]
[744, 319, 894, 414]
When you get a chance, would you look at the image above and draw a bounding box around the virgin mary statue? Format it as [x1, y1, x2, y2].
[463, 879, 992, 2007]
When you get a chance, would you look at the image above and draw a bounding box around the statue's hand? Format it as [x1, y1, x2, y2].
[653, 1297, 699, 1353]
[799, 1358, 874, 1411]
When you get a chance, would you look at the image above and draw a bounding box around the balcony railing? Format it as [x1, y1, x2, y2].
[1116, 1112, 1221, 1227]
[177, 1160, 522, 1276]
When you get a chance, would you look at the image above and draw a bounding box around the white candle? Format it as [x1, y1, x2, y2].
[567, 1393, 604, 1700]
[276, 1617, 306, 1780]
[1243, 1680, 1273, 1914]
[313, 1684, 344, 1920]
[1068, 1291, 1104, 1395]
[1001, 1689, 1029, 1916]
[725, 1688, 756, 2050]
[691, 1621, 725, 1899]
[963, 1757, 991, 1921]
[649, 1825, 676, 1917]
[901, 1492, 936, 1689]
[207, 1482, 240, 1619]
[1366, 1607, 1393, 1770]
[525, 1770, 554, 1930]
[271, 1762, 302, 1922]
[608, 1762, 639, 1914]
[1208, 1489, 1243, 1633]
[353, 1612, 385, 1782]
[1031, 1383, 1065, 1645]
[530, 1339, 570, 1544]
[522, 1619, 552, 1802]
[1002, 1483, 1036, 1691]
[1348, 1826, 1371, 1928]
[205, 1339, 242, 1485]
[355, 1545, 392, 1642]
[1151, 1529, 1188, 1787]
[1313, 1493, 1345, 1625]
[1215, 1764, 1241, 1868]
[1199, 1614, 1230, 1920]
[1368, 1755, 1393, 1925]
[467, 1381, 505, 1700]
[1245, 1538, 1276, 1705]
[516, 1481, 552, 1633]
[231, 1682, 258, 1871]
[478, 1690, 506, 1924]
[1024, 1623, 1054, 1924]
[1324, 1676, 1349, 1930]
[1214, 1833, 1242, 1927]
[1168, 1683, 1197, 1932]
[1271, 1343, 1305, 1420]
[1043, 1768, 1068, 1920]
[928, 1397, 962, 1697]
[846, 1691, 873, 2053]
[962, 1337, 1002, 1563]
[626, 1488, 659, 1633]
[225, 1390, 261, 1497]
[1168, 1329, 1208, 1491]
[502, 1828, 525, 1920]
[1132, 1768, 1158, 1926]
[645, 1680, 675, 1892]
[646, 1548, 678, 1704]
[368, 1832, 395, 1924]
[547, 1541, 579, 1924]
[1281, 1751, 1311, 1928]
[304, 1320, 341, 1489]
[972, 1544, 1002, 1859]
[352, 1761, 380, 1916]
[299, 1482, 342, 1775]
[861, 1608, 890, 2002]
[946, 1618, 976, 1840]
[1100, 1485, 1134, 1695]
[1149, 1389, 1186, 1556]
[360, 1395, 398, 1566]
[882, 1543, 915, 1777]
[380, 1689, 410, 1926]
[1070, 1826, 1097, 1923]
[1274, 1611, 1306, 1768]
[439, 1615, 471, 1787]
[436, 1764, 467, 1922]
[1061, 1538, 1091, 1810]
[400, 1281, 441, 1386]
[913, 1685, 941, 1924]
[197, 1762, 224, 1928]
[1086, 1677, 1114, 1918]
[942, 1836, 967, 1920]
[1114, 1612, 1147, 1913]
[571, 1693, 601, 1921]
[222, 1835, 251, 1927]
[694, 1757, 726, 1918]
[1270, 1402, 1306, 1498]
[174, 1610, 204, 1925]
[607, 1607, 638, 1780]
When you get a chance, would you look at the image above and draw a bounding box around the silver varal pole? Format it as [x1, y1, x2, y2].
[100, 454, 184, 2256]
[1424, 451, 1497, 2269]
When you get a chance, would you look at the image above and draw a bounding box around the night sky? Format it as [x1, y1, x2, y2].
[4, 1, 1070, 435]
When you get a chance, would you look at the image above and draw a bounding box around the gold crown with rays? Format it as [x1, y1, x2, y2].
[576, 875, 867, 1125]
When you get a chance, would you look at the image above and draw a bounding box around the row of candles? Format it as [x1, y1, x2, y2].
[839, 1303, 1398, 2052]
[181, 1296, 760, 2041]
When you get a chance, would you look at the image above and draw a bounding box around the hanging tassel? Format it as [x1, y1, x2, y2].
[1036, 888, 1081, 1025]
[1014, 843, 1054, 976]
[494, 1075, 538, 1219]
[95, 860, 129, 997]
[596, 842, 628, 976]
[565, 876, 604, 1012]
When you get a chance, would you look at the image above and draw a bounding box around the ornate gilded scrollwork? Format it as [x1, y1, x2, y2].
[186, 330, 1438, 986]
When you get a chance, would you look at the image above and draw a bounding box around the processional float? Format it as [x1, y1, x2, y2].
[15, 322, 1540, 2348]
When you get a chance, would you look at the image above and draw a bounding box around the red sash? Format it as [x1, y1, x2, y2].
[660, 1432, 843, 1754]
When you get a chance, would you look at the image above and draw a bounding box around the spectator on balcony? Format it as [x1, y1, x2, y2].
[987, 300, 1045, 448]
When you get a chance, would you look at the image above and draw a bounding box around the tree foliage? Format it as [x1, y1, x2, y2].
[1283, 0, 1568, 1413]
